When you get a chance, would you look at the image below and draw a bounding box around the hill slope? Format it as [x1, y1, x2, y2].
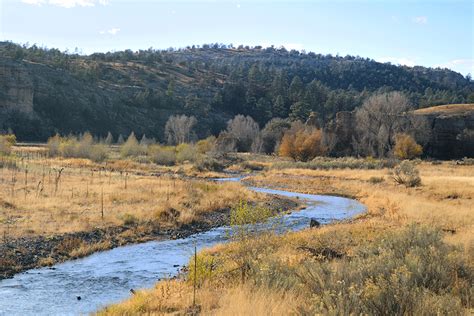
[1, 42, 473, 141]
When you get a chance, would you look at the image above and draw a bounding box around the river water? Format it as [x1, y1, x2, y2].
[0, 181, 365, 316]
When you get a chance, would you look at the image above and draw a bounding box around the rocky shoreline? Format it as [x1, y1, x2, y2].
[0, 196, 297, 280]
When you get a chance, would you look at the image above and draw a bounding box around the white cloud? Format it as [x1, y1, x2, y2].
[282, 43, 304, 51]
[22, 0, 110, 8]
[99, 27, 120, 35]
[21, 0, 46, 5]
[412, 16, 428, 24]
[377, 57, 417, 67]
[435, 59, 474, 75]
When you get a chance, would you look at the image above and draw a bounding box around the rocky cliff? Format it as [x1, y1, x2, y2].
[414, 104, 474, 159]
[0, 58, 34, 114]
[326, 104, 474, 159]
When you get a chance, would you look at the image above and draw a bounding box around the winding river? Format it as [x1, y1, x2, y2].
[0, 178, 365, 315]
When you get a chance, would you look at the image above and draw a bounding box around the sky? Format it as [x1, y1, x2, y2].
[1, 0, 473, 76]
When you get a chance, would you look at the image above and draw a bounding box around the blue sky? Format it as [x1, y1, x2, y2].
[1, 0, 473, 76]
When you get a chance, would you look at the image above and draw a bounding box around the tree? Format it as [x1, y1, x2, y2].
[164, 115, 197, 145]
[226, 115, 260, 152]
[272, 95, 287, 118]
[393, 133, 423, 159]
[289, 75, 304, 103]
[120, 132, 144, 157]
[104, 132, 113, 145]
[289, 101, 311, 121]
[354, 92, 415, 157]
[260, 118, 291, 154]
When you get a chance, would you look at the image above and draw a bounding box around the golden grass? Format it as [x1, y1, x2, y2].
[101, 159, 474, 314]
[0, 156, 259, 238]
[247, 162, 474, 248]
[414, 103, 474, 115]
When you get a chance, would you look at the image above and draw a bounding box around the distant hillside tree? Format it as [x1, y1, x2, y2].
[226, 115, 260, 152]
[164, 115, 197, 145]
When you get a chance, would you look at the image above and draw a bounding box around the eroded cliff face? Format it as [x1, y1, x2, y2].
[0, 59, 34, 114]
[414, 106, 474, 159]
[326, 105, 474, 159]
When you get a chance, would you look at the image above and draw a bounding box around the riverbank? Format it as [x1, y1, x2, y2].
[0, 192, 297, 280]
[100, 158, 473, 315]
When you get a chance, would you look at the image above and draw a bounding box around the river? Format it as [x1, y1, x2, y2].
[0, 179, 365, 315]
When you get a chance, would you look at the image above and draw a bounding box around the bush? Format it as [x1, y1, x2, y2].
[148, 145, 176, 166]
[279, 122, 327, 161]
[273, 157, 396, 170]
[47, 134, 61, 156]
[176, 143, 197, 163]
[392, 160, 421, 187]
[0, 134, 15, 155]
[196, 136, 216, 154]
[193, 157, 225, 172]
[250, 225, 471, 315]
[120, 132, 145, 157]
[393, 133, 423, 159]
[46, 133, 109, 161]
[122, 213, 139, 226]
[89, 144, 108, 162]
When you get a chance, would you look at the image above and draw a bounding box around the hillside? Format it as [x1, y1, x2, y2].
[1, 42, 473, 141]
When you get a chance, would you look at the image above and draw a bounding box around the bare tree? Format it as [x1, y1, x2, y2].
[226, 115, 260, 152]
[165, 115, 197, 145]
[353, 92, 422, 157]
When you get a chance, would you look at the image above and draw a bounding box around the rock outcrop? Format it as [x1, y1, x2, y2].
[414, 104, 474, 159]
[326, 104, 474, 159]
[0, 59, 34, 114]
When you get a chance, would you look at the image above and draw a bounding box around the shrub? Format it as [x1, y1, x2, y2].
[392, 160, 421, 187]
[122, 213, 139, 226]
[47, 134, 61, 156]
[368, 176, 384, 184]
[279, 122, 327, 161]
[196, 136, 216, 154]
[148, 145, 176, 166]
[193, 157, 225, 172]
[0, 134, 15, 155]
[46, 133, 109, 161]
[230, 200, 275, 241]
[273, 157, 396, 170]
[89, 144, 108, 162]
[176, 143, 197, 163]
[120, 132, 145, 157]
[393, 133, 423, 159]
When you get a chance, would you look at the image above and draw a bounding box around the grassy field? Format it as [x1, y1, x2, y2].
[99, 157, 474, 315]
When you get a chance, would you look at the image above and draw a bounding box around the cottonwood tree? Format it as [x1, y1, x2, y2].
[353, 92, 427, 157]
[226, 115, 260, 152]
[165, 115, 197, 145]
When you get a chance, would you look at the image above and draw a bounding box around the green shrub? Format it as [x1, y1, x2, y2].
[120, 132, 145, 157]
[252, 225, 472, 315]
[273, 157, 396, 170]
[46, 133, 109, 161]
[392, 160, 421, 187]
[230, 201, 275, 241]
[0, 135, 14, 155]
[47, 134, 61, 156]
[148, 145, 176, 166]
[176, 143, 197, 163]
[89, 144, 108, 162]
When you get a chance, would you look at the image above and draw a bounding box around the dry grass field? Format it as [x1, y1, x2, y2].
[0, 155, 256, 238]
[99, 158, 474, 315]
